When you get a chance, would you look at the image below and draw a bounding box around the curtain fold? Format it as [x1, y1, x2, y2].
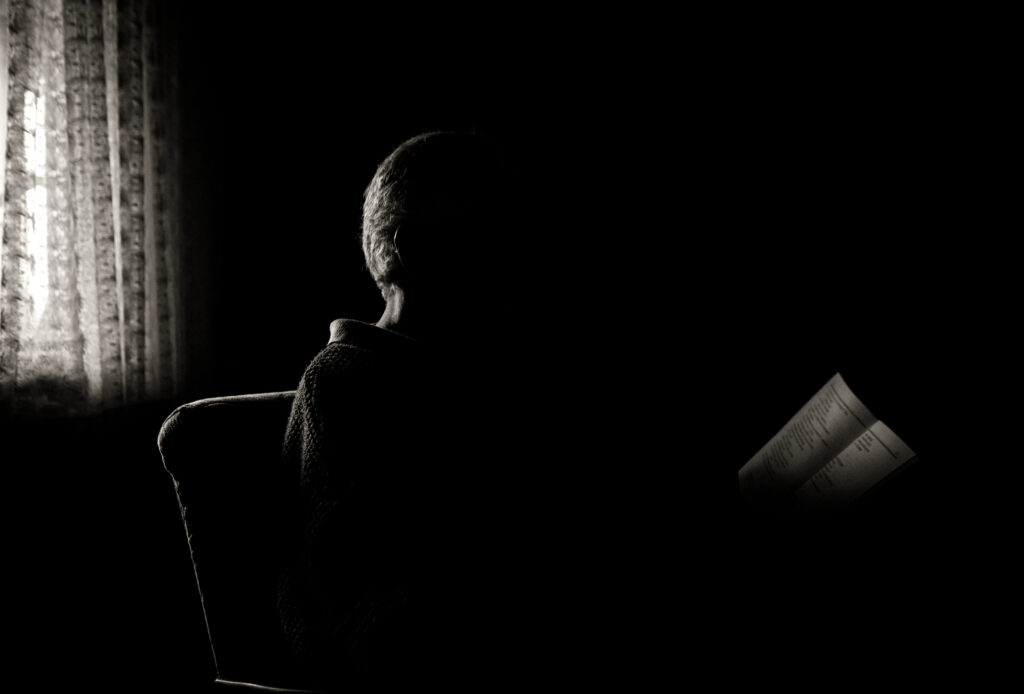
[0, 0, 180, 415]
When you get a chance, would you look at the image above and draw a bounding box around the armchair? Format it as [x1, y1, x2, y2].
[158, 391, 323, 693]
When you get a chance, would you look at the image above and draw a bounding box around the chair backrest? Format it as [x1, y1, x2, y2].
[158, 391, 320, 691]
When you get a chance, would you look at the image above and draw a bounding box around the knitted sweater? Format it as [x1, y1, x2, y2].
[277, 318, 502, 686]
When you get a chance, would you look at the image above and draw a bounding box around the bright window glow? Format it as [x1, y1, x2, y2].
[24, 87, 49, 332]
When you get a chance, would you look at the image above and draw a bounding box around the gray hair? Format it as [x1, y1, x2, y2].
[361, 131, 507, 296]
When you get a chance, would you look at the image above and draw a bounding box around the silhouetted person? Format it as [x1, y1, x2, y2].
[277, 132, 524, 689]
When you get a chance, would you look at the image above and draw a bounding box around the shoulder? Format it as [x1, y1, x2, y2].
[297, 319, 421, 402]
[296, 341, 374, 407]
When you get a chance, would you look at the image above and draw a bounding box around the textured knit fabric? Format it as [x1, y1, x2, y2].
[277, 318, 509, 687]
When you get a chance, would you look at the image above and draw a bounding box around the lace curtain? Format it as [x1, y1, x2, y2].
[0, 0, 181, 415]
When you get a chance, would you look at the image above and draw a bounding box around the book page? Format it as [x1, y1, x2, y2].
[793, 420, 916, 510]
[738, 373, 877, 501]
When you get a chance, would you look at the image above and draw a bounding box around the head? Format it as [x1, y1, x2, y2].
[361, 131, 512, 309]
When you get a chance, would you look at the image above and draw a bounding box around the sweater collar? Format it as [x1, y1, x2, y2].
[327, 318, 420, 351]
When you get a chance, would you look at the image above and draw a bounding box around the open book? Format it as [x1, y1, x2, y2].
[738, 373, 917, 512]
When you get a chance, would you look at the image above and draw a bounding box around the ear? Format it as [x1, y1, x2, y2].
[393, 222, 467, 285]
[393, 226, 413, 271]
[393, 225, 438, 278]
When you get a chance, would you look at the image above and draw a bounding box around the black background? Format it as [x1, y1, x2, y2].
[4, 5, 1010, 691]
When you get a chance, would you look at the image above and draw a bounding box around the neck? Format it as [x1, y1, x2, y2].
[377, 285, 442, 342]
[376, 284, 479, 345]
[376, 286, 408, 331]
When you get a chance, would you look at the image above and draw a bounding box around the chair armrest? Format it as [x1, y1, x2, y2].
[158, 391, 310, 688]
[213, 677, 326, 693]
[158, 391, 297, 480]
